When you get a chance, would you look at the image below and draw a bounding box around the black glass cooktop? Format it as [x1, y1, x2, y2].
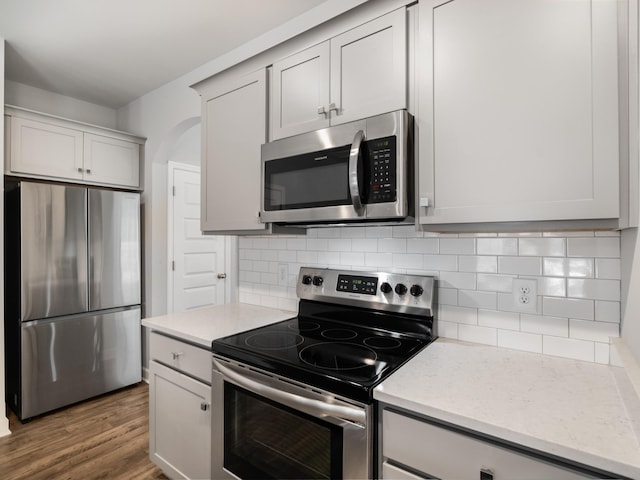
[212, 301, 433, 403]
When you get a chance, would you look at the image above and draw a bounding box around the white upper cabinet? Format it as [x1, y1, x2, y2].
[9, 116, 84, 181]
[270, 7, 407, 140]
[5, 107, 144, 190]
[84, 133, 140, 188]
[198, 69, 271, 234]
[417, 0, 621, 226]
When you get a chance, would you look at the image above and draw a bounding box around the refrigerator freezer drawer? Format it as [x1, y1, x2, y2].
[18, 307, 141, 420]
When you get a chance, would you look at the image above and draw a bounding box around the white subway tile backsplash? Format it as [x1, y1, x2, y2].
[424, 254, 458, 272]
[595, 301, 621, 323]
[379, 238, 407, 253]
[569, 319, 619, 343]
[595, 259, 621, 280]
[543, 336, 594, 362]
[477, 238, 518, 256]
[531, 276, 566, 297]
[364, 252, 393, 268]
[307, 238, 329, 251]
[543, 297, 593, 321]
[440, 304, 478, 325]
[440, 238, 476, 255]
[594, 343, 610, 365]
[521, 314, 568, 337]
[328, 239, 352, 252]
[498, 256, 542, 275]
[478, 309, 520, 330]
[459, 255, 498, 273]
[392, 253, 424, 269]
[407, 238, 439, 254]
[567, 237, 620, 258]
[543, 258, 594, 278]
[498, 330, 542, 353]
[352, 238, 378, 253]
[477, 274, 515, 293]
[340, 252, 365, 266]
[519, 238, 566, 257]
[458, 290, 497, 310]
[439, 272, 476, 290]
[439, 288, 459, 306]
[458, 324, 497, 346]
[437, 321, 459, 339]
[567, 279, 621, 301]
[239, 229, 622, 364]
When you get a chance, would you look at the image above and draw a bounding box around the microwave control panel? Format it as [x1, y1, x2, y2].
[367, 136, 397, 204]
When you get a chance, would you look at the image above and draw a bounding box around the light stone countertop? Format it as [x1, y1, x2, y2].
[374, 338, 640, 479]
[141, 303, 295, 348]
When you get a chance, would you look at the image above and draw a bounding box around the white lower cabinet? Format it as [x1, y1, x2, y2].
[380, 408, 606, 480]
[149, 332, 211, 480]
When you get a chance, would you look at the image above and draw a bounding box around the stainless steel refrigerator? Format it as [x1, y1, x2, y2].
[4, 180, 142, 420]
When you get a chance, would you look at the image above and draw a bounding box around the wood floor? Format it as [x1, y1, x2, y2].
[0, 382, 167, 480]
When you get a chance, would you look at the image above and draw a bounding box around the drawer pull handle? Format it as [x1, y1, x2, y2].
[171, 352, 184, 360]
[200, 402, 210, 411]
[480, 468, 494, 480]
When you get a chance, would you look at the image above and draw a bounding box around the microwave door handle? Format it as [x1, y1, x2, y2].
[349, 130, 365, 216]
[214, 358, 365, 424]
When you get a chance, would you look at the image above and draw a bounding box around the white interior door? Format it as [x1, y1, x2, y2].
[168, 162, 226, 313]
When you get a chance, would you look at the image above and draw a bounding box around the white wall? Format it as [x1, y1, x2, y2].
[5, 80, 117, 129]
[0, 38, 10, 437]
[116, 0, 376, 319]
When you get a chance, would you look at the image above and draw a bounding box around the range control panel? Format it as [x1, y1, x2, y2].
[297, 267, 435, 317]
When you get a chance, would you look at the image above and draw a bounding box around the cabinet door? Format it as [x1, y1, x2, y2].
[9, 116, 83, 180]
[330, 7, 407, 126]
[417, 0, 619, 225]
[201, 69, 269, 233]
[83, 133, 140, 188]
[149, 361, 211, 480]
[271, 42, 331, 140]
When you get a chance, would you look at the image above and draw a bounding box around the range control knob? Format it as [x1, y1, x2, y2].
[380, 282, 393, 294]
[302, 275, 312, 285]
[395, 283, 408, 296]
[410, 284, 424, 297]
[312, 276, 324, 286]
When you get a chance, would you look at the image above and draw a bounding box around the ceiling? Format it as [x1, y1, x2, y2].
[0, 0, 328, 109]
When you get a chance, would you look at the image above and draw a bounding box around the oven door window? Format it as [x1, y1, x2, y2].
[264, 144, 356, 211]
[224, 383, 343, 480]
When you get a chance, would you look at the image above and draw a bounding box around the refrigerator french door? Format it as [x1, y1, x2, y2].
[4, 180, 142, 420]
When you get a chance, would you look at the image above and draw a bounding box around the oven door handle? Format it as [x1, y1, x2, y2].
[348, 129, 365, 217]
[214, 358, 366, 424]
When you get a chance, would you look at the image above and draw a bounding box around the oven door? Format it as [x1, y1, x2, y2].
[212, 356, 371, 480]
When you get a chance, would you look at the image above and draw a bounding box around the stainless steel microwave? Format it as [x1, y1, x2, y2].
[260, 110, 413, 224]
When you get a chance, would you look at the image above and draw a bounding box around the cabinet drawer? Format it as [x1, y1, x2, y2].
[382, 410, 595, 479]
[150, 332, 211, 384]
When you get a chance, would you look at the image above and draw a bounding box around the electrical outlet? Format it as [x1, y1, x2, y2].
[278, 263, 288, 286]
[512, 279, 537, 313]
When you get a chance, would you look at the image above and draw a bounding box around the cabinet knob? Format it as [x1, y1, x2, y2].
[171, 351, 184, 360]
[200, 402, 210, 411]
[328, 102, 340, 115]
[77, 167, 84, 173]
[317, 106, 327, 117]
[85, 168, 91, 174]
[217, 273, 227, 279]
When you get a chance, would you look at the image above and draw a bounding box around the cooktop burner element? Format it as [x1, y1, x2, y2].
[212, 267, 436, 403]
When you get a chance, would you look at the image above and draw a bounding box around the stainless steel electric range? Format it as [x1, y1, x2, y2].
[211, 267, 436, 480]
